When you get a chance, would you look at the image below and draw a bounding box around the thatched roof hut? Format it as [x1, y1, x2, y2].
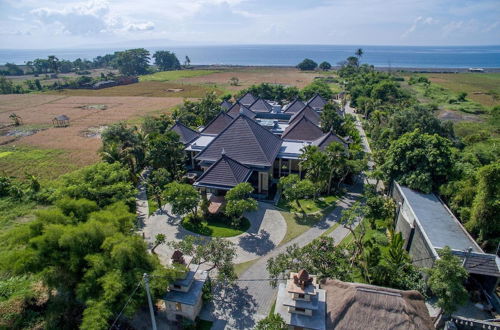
[52, 115, 70, 127]
[323, 280, 434, 330]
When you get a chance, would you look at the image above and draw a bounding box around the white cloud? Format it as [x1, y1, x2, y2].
[402, 16, 438, 38]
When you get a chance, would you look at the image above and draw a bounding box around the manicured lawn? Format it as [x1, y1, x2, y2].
[320, 223, 339, 237]
[277, 195, 338, 214]
[140, 70, 220, 82]
[181, 216, 250, 237]
[0, 146, 78, 181]
[234, 259, 259, 277]
[279, 211, 322, 246]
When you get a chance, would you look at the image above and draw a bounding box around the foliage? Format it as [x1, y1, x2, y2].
[146, 168, 172, 212]
[466, 162, 500, 250]
[236, 83, 299, 104]
[169, 235, 237, 283]
[55, 162, 137, 209]
[320, 103, 343, 133]
[224, 183, 258, 227]
[229, 77, 239, 86]
[381, 130, 454, 193]
[296, 58, 318, 71]
[164, 182, 200, 218]
[151, 233, 166, 254]
[267, 236, 351, 287]
[113, 48, 150, 75]
[146, 131, 185, 176]
[427, 246, 468, 315]
[319, 61, 332, 71]
[153, 50, 181, 71]
[181, 214, 250, 237]
[141, 114, 173, 135]
[255, 313, 287, 330]
[300, 79, 333, 100]
[279, 175, 315, 213]
[173, 91, 223, 127]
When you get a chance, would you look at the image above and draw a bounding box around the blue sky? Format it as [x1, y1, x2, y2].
[0, 0, 499, 48]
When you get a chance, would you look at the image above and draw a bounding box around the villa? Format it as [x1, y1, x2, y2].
[172, 92, 349, 200]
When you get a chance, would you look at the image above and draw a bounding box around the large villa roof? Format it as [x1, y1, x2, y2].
[282, 99, 306, 114]
[237, 92, 257, 106]
[226, 103, 256, 119]
[249, 98, 273, 113]
[307, 93, 328, 110]
[170, 121, 200, 145]
[195, 114, 282, 168]
[282, 116, 324, 141]
[313, 131, 348, 150]
[194, 153, 252, 190]
[201, 111, 234, 135]
[220, 100, 233, 110]
[323, 280, 433, 330]
[289, 104, 320, 126]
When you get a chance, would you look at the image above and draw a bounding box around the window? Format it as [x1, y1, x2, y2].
[175, 302, 182, 311]
[295, 307, 306, 313]
[298, 293, 305, 299]
[174, 284, 181, 289]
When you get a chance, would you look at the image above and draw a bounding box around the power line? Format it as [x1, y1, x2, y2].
[109, 279, 143, 330]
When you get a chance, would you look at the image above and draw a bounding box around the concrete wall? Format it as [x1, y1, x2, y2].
[164, 297, 203, 322]
[408, 224, 436, 269]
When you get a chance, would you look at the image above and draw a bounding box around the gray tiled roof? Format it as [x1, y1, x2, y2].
[238, 92, 257, 106]
[289, 105, 320, 126]
[249, 98, 273, 113]
[283, 99, 306, 114]
[201, 111, 234, 135]
[397, 183, 482, 253]
[170, 121, 200, 145]
[194, 154, 252, 190]
[313, 132, 348, 150]
[448, 250, 500, 278]
[196, 114, 282, 167]
[282, 116, 324, 141]
[220, 100, 233, 110]
[226, 103, 256, 119]
[307, 94, 328, 110]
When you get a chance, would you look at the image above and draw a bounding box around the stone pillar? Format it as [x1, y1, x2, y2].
[278, 158, 282, 177]
[288, 159, 292, 175]
[191, 152, 195, 168]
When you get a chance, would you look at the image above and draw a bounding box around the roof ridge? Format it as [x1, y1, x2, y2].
[225, 155, 250, 184]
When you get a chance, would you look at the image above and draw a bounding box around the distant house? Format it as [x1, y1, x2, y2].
[288, 104, 321, 126]
[170, 121, 200, 145]
[237, 92, 257, 106]
[281, 116, 324, 141]
[226, 102, 256, 119]
[52, 115, 70, 127]
[322, 279, 434, 330]
[275, 270, 327, 330]
[282, 99, 306, 114]
[306, 94, 328, 111]
[162, 251, 208, 324]
[200, 111, 234, 135]
[392, 182, 500, 296]
[249, 98, 273, 113]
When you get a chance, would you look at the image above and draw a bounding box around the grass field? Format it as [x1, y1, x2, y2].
[140, 70, 220, 82]
[423, 73, 500, 107]
[277, 195, 338, 214]
[181, 216, 251, 237]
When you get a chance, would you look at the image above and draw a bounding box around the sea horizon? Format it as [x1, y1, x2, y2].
[1, 44, 500, 68]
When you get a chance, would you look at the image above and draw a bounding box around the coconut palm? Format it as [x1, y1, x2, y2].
[355, 48, 364, 59]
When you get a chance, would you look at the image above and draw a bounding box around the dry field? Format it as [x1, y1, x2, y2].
[0, 95, 183, 174]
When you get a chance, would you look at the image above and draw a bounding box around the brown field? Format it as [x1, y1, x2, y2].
[179, 67, 318, 91]
[0, 95, 183, 169]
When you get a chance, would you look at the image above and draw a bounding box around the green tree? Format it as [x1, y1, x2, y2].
[324, 142, 349, 194]
[427, 246, 468, 315]
[267, 237, 351, 287]
[279, 175, 315, 214]
[301, 79, 333, 100]
[170, 235, 237, 282]
[224, 183, 258, 227]
[141, 114, 172, 135]
[466, 163, 500, 249]
[299, 145, 329, 195]
[153, 50, 181, 71]
[151, 233, 166, 254]
[319, 61, 332, 71]
[164, 182, 200, 218]
[355, 48, 364, 59]
[113, 48, 150, 75]
[5, 63, 24, 75]
[47, 55, 60, 74]
[146, 168, 172, 211]
[296, 58, 318, 71]
[320, 103, 343, 133]
[381, 130, 454, 193]
[255, 313, 287, 330]
[340, 202, 368, 267]
[146, 131, 185, 177]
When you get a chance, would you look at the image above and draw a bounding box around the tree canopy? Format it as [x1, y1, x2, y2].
[153, 50, 181, 71]
[224, 183, 258, 226]
[164, 182, 200, 217]
[296, 58, 318, 71]
[319, 61, 332, 71]
[113, 48, 150, 75]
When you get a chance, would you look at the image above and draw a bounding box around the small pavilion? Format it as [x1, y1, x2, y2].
[52, 115, 70, 127]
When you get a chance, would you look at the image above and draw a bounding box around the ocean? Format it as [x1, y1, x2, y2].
[1, 45, 500, 68]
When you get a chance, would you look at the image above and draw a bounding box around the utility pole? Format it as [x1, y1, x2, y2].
[143, 273, 158, 330]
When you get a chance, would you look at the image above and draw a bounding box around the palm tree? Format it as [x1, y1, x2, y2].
[355, 48, 364, 59]
[324, 142, 347, 194]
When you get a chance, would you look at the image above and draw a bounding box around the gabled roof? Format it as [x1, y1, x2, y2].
[237, 92, 257, 106]
[195, 114, 282, 167]
[226, 103, 256, 119]
[54, 115, 69, 121]
[220, 100, 233, 110]
[170, 121, 200, 145]
[307, 93, 328, 110]
[283, 99, 306, 114]
[281, 116, 324, 141]
[249, 98, 273, 113]
[323, 280, 433, 330]
[313, 131, 348, 150]
[201, 111, 234, 135]
[194, 154, 252, 190]
[448, 249, 500, 278]
[289, 104, 320, 126]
